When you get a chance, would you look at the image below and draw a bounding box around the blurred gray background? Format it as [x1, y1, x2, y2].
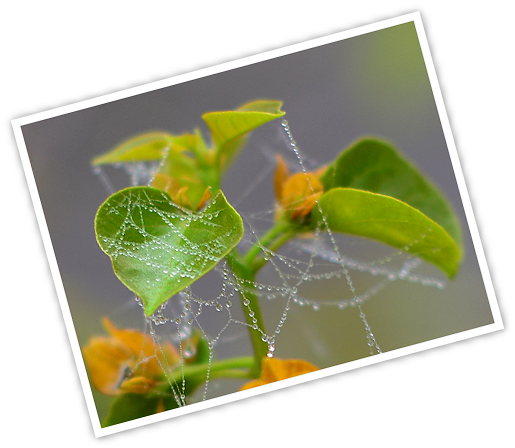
[21, 22, 493, 418]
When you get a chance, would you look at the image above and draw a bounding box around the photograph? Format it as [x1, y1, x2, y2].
[11, 11, 502, 438]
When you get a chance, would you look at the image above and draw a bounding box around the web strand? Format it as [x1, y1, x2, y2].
[95, 115, 449, 404]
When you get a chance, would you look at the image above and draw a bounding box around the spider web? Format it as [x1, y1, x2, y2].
[93, 117, 447, 410]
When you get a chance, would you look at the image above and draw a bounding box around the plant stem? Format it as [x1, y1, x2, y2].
[176, 356, 254, 380]
[226, 253, 268, 377]
[225, 221, 297, 378]
[208, 369, 252, 380]
[249, 229, 297, 273]
[242, 221, 292, 270]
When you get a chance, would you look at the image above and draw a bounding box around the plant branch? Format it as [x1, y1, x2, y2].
[226, 252, 268, 377]
[175, 356, 254, 380]
[224, 221, 299, 378]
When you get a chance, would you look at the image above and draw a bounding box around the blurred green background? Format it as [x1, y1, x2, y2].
[21, 22, 493, 421]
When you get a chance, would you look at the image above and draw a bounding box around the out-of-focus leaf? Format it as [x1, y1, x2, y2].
[202, 100, 285, 171]
[92, 132, 175, 165]
[313, 188, 462, 278]
[320, 138, 462, 250]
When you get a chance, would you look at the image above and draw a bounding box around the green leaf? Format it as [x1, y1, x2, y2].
[92, 132, 175, 165]
[313, 188, 462, 278]
[102, 392, 178, 427]
[95, 186, 244, 315]
[319, 138, 462, 251]
[202, 99, 285, 171]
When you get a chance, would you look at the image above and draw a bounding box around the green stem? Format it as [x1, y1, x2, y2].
[175, 356, 254, 380]
[249, 229, 297, 273]
[209, 369, 253, 380]
[225, 221, 298, 378]
[227, 253, 268, 377]
[242, 221, 292, 269]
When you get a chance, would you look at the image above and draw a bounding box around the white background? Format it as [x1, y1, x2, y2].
[2, 1, 513, 446]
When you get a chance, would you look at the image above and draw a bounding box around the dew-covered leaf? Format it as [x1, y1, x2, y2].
[95, 187, 244, 315]
[319, 138, 462, 251]
[313, 188, 461, 278]
[202, 100, 285, 171]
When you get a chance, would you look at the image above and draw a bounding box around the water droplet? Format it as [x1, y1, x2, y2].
[183, 345, 196, 359]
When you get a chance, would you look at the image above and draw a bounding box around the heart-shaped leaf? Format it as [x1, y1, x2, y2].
[202, 100, 285, 171]
[319, 138, 462, 251]
[95, 187, 244, 315]
[313, 188, 461, 278]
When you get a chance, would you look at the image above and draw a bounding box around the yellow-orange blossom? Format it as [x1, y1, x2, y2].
[82, 318, 178, 396]
[240, 357, 319, 390]
[274, 155, 326, 222]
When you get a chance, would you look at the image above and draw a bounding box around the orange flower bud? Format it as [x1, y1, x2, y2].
[119, 376, 156, 394]
[274, 154, 290, 202]
[196, 187, 212, 211]
[274, 156, 324, 222]
[82, 318, 179, 396]
[240, 357, 319, 391]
